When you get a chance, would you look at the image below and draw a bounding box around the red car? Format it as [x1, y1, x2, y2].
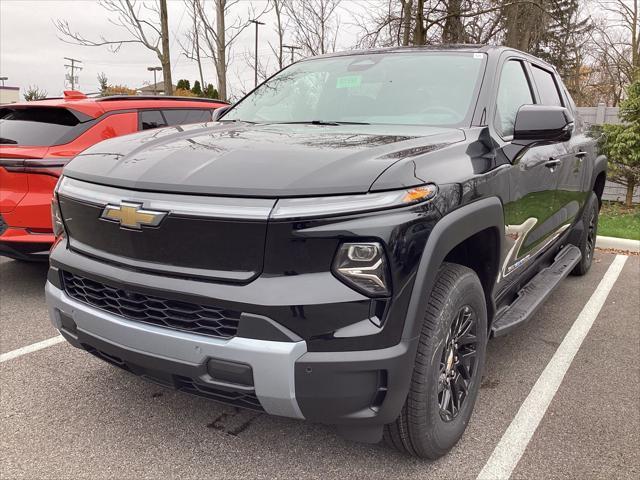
[0, 91, 228, 261]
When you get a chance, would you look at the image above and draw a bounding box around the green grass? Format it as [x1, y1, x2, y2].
[599, 201, 640, 240]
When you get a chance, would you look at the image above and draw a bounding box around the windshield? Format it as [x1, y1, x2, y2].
[224, 52, 486, 126]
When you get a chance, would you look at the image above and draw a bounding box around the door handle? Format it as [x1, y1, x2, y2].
[575, 151, 587, 158]
[545, 158, 561, 169]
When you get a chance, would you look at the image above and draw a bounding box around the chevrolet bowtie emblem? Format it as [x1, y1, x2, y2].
[100, 202, 167, 229]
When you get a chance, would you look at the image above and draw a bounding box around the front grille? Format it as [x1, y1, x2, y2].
[62, 271, 240, 339]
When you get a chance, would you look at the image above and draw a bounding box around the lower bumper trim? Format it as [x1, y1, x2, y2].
[63, 328, 264, 412]
[46, 282, 307, 419]
[0, 240, 50, 261]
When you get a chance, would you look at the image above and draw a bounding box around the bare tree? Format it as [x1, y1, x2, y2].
[590, 0, 639, 98]
[159, 0, 171, 93]
[284, 0, 342, 56]
[239, 49, 274, 92]
[351, 1, 404, 48]
[356, 1, 528, 49]
[270, 0, 287, 69]
[181, 0, 207, 89]
[413, 0, 425, 44]
[502, 1, 547, 51]
[401, 1, 414, 46]
[23, 85, 48, 101]
[54, 0, 173, 94]
[193, 0, 268, 101]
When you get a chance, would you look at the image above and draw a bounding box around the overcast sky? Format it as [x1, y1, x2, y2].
[0, 0, 363, 100]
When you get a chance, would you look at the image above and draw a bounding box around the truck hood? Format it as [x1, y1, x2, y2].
[64, 122, 465, 197]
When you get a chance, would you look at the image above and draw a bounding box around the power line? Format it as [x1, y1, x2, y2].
[63, 57, 83, 90]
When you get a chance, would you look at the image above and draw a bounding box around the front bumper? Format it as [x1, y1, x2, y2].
[46, 279, 417, 430]
[46, 281, 306, 418]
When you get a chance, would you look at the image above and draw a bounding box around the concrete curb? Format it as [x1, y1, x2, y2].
[596, 235, 640, 253]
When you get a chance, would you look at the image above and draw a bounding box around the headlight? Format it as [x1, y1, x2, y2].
[332, 242, 391, 297]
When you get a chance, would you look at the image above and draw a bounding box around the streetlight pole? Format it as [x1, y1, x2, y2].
[147, 66, 162, 94]
[249, 19, 265, 87]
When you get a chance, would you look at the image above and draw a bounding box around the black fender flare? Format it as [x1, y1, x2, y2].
[591, 154, 607, 190]
[567, 154, 607, 246]
[401, 196, 505, 341]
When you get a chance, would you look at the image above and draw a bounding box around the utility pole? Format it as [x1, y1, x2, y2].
[147, 66, 162, 94]
[282, 45, 302, 65]
[249, 19, 265, 87]
[64, 57, 82, 90]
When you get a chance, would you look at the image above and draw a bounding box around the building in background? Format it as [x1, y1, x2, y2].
[137, 82, 176, 95]
[0, 86, 20, 104]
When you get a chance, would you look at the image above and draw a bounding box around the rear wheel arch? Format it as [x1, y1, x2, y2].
[591, 155, 607, 207]
[593, 170, 606, 207]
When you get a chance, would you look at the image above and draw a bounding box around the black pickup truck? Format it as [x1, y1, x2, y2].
[45, 45, 605, 459]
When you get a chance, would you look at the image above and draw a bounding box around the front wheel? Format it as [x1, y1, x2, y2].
[384, 263, 487, 459]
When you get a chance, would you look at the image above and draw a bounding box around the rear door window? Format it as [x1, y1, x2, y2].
[162, 109, 213, 126]
[139, 110, 167, 130]
[139, 109, 213, 131]
[531, 65, 563, 106]
[0, 107, 82, 146]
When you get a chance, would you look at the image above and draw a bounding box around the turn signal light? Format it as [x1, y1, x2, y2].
[402, 185, 438, 204]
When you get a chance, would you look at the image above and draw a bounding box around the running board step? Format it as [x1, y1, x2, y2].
[491, 245, 582, 337]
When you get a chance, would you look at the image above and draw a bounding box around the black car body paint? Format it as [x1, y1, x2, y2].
[45, 46, 606, 444]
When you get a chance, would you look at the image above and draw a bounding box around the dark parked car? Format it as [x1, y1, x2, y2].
[45, 46, 605, 458]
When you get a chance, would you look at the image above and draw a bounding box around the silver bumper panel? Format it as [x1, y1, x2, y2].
[46, 282, 307, 419]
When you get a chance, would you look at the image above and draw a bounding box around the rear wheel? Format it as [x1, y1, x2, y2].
[384, 263, 487, 459]
[571, 191, 599, 276]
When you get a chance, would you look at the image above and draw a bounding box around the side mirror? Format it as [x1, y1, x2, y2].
[212, 105, 232, 121]
[513, 105, 574, 144]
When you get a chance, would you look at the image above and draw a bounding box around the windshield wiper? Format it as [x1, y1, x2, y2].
[219, 119, 257, 124]
[0, 137, 18, 144]
[272, 120, 371, 126]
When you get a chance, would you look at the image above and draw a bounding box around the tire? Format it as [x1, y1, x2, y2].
[571, 191, 599, 276]
[384, 263, 487, 459]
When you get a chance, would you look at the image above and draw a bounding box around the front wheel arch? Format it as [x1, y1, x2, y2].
[401, 197, 504, 341]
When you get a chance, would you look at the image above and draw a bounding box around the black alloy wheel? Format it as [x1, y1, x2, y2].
[438, 305, 478, 422]
[585, 206, 597, 263]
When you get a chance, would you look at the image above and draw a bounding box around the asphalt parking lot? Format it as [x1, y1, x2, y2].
[1, 251, 638, 479]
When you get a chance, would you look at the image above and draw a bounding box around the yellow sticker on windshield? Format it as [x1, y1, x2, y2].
[336, 75, 362, 89]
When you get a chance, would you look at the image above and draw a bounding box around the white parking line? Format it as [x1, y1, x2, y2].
[0, 335, 65, 363]
[477, 254, 628, 480]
